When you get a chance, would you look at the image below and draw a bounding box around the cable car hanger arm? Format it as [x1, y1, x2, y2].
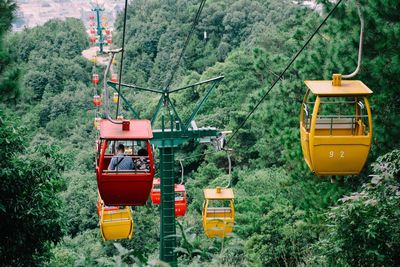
[102, 50, 126, 123]
[343, 0, 364, 79]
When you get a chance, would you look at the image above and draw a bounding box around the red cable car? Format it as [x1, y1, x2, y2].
[89, 14, 95, 20]
[150, 179, 187, 217]
[92, 73, 100, 84]
[150, 178, 161, 204]
[90, 28, 96, 34]
[96, 119, 155, 206]
[107, 36, 112, 45]
[89, 35, 97, 44]
[111, 73, 118, 83]
[89, 21, 95, 27]
[175, 184, 187, 217]
[105, 29, 111, 35]
[93, 95, 101, 107]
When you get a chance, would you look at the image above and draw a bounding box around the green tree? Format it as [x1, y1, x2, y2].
[0, 110, 67, 266]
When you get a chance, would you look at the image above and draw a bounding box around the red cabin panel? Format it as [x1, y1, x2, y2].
[111, 73, 118, 83]
[175, 184, 187, 217]
[151, 178, 161, 205]
[92, 73, 100, 84]
[96, 120, 155, 206]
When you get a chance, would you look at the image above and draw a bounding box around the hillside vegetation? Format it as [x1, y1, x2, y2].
[0, 0, 399, 266]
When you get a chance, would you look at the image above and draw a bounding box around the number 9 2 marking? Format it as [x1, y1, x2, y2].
[329, 151, 345, 158]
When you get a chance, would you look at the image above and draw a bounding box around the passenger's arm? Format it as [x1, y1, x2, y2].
[108, 157, 115, 170]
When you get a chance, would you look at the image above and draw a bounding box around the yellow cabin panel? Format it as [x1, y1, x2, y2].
[203, 218, 234, 238]
[310, 136, 371, 175]
[100, 207, 134, 241]
[300, 125, 312, 170]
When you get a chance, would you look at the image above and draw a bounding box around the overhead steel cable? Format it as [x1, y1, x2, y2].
[177, 0, 345, 162]
[115, 0, 129, 119]
[164, 0, 207, 91]
[226, 0, 344, 144]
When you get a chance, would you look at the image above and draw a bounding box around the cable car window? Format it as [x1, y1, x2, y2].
[315, 97, 370, 136]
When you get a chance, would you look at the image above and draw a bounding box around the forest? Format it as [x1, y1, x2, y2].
[0, 0, 399, 266]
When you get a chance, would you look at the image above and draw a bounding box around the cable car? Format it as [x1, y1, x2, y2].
[113, 92, 119, 103]
[150, 178, 161, 205]
[107, 36, 112, 45]
[90, 28, 96, 35]
[202, 187, 234, 238]
[89, 21, 95, 27]
[105, 29, 111, 35]
[111, 73, 118, 83]
[94, 117, 101, 129]
[97, 196, 134, 241]
[300, 77, 373, 176]
[93, 95, 101, 107]
[92, 73, 100, 84]
[89, 35, 97, 44]
[89, 14, 95, 20]
[175, 184, 187, 217]
[96, 119, 155, 206]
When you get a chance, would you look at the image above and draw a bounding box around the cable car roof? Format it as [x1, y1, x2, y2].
[204, 188, 234, 200]
[175, 184, 185, 192]
[100, 119, 153, 139]
[305, 80, 373, 96]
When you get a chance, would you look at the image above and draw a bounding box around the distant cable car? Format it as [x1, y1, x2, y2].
[94, 117, 101, 129]
[111, 73, 118, 83]
[96, 119, 155, 206]
[175, 184, 187, 217]
[150, 178, 161, 204]
[97, 196, 134, 241]
[103, 22, 109, 28]
[93, 95, 101, 107]
[89, 14, 95, 20]
[202, 187, 234, 238]
[107, 36, 112, 45]
[92, 73, 100, 84]
[89, 21, 95, 27]
[105, 29, 111, 35]
[89, 35, 97, 44]
[300, 76, 373, 176]
[113, 92, 119, 103]
[90, 28, 96, 34]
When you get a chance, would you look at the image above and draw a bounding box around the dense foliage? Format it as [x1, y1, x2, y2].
[0, 0, 399, 266]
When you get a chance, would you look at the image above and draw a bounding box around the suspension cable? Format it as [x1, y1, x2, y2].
[224, 149, 232, 188]
[179, 160, 184, 185]
[176, 0, 344, 162]
[342, 0, 364, 79]
[115, 0, 129, 119]
[226, 0, 344, 144]
[164, 0, 207, 91]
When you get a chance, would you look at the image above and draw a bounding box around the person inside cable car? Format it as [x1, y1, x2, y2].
[108, 143, 134, 170]
[135, 147, 149, 171]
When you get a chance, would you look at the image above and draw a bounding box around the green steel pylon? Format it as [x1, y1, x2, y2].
[107, 75, 223, 265]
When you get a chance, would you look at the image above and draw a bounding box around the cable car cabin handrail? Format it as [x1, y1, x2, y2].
[206, 207, 232, 213]
[316, 115, 368, 118]
[104, 155, 150, 159]
[102, 170, 150, 173]
[303, 116, 369, 135]
[306, 100, 358, 105]
[103, 218, 131, 223]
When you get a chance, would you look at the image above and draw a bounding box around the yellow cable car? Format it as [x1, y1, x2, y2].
[98, 198, 134, 241]
[300, 76, 373, 176]
[202, 187, 234, 238]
